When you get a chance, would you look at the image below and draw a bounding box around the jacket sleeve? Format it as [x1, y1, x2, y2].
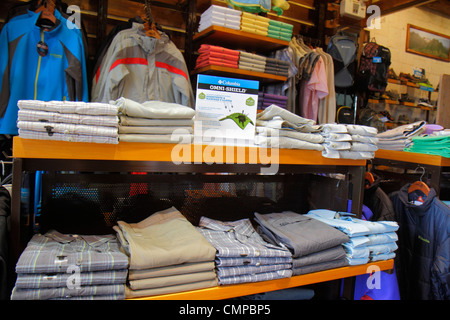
[431, 206, 450, 300]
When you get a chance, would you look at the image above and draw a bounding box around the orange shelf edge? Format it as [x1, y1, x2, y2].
[128, 260, 394, 300]
[375, 149, 450, 167]
[12, 137, 366, 167]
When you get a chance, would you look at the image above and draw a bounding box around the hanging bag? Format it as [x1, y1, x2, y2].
[357, 41, 391, 92]
[327, 33, 358, 89]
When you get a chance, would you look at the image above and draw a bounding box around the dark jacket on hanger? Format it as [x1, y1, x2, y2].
[390, 184, 449, 300]
[364, 175, 396, 221]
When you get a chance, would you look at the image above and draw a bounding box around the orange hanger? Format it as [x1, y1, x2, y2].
[35, 0, 56, 25]
[408, 166, 430, 196]
[142, 0, 161, 39]
[365, 172, 375, 189]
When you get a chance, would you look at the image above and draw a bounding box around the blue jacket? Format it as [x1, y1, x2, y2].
[390, 184, 450, 300]
[0, 10, 88, 135]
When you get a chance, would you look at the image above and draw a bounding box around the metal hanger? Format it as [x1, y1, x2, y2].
[408, 165, 430, 196]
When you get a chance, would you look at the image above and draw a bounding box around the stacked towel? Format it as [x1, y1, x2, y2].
[17, 100, 119, 144]
[258, 92, 288, 109]
[267, 19, 293, 41]
[195, 44, 240, 69]
[306, 209, 399, 265]
[254, 211, 350, 275]
[254, 104, 324, 150]
[113, 207, 218, 298]
[11, 231, 129, 300]
[377, 121, 427, 151]
[321, 124, 378, 159]
[404, 135, 450, 157]
[240, 12, 270, 36]
[239, 51, 289, 77]
[198, 5, 242, 32]
[110, 98, 195, 144]
[197, 216, 292, 285]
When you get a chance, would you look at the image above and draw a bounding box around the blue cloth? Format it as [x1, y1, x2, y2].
[354, 266, 400, 300]
[0, 10, 88, 135]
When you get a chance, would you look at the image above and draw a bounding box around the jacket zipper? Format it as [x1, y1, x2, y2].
[34, 30, 44, 100]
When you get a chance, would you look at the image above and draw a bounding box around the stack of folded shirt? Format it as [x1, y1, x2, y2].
[306, 209, 399, 265]
[264, 57, 290, 77]
[17, 100, 119, 144]
[376, 120, 426, 151]
[254, 211, 350, 276]
[198, 5, 242, 32]
[240, 12, 269, 36]
[195, 44, 240, 69]
[321, 124, 378, 159]
[11, 230, 129, 300]
[110, 97, 195, 144]
[258, 93, 288, 109]
[404, 135, 450, 157]
[113, 207, 218, 298]
[254, 104, 324, 150]
[267, 19, 293, 41]
[197, 216, 292, 285]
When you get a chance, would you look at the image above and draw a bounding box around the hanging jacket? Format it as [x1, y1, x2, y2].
[390, 184, 450, 300]
[364, 174, 396, 221]
[0, 9, 88, 135]
[92, 23, 194, 108]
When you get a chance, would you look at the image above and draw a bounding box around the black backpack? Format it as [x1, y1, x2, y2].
[357, 41, 391, 92]
[327, 34, 358, 89]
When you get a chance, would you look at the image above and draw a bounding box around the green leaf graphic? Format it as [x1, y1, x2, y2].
[219, 112, 254, 130]
[246, 97, 255, 106]
[198, 92, 206, 99]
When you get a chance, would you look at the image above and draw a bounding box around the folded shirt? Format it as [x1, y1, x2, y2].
[217, 263, 291, 278]
[268, 19, 293, 30]
[118, 126, 192, 134]
[203, 4, 242, 17]
[292, 245, 346, 268]
[112, 98, 195, 119]
[119, 116, 194, 127]
[17, 121, 118, 138]
[118, 133, 193, 144]
[239, 51, 267, 62]
[241, 17, 269, 28]
[218, 269, 292, 285]
[11, 284, 125, 300]
[199, 44, 240, 56]
[128, 261, 215, 280]
[18, 109, 119, 128]
[241, 21, 268, 32]
[293, 258, 348, 276]
[18, 100, 118, 116]
[197, 51, 240, 61]
[242, 12, 270, 23]
[19, 129, 119, 144]
[257, 104, 316, 126]
[216, 256, 292, 267]
[240, 25, 268, 36]
[254, 135, 324, 151]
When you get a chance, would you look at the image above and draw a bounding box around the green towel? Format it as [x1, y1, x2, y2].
[404, 135, 450, 157]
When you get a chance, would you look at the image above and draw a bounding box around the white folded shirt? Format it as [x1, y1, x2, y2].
[119, 116, 194, 127]
[118, 126, 193, 134]
[254, 135, 324, 151]
[112, 98, 195, 119]
[19, 129, 118, 144]
[256, 127, 324, 144]
[203, 5, 242, 17]
[17, 121, 118, 138]
[18, 100, 119, 116]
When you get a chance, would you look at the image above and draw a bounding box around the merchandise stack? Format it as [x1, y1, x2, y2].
[113, 207, 218, 298]
[11, 231, 129, 300]
[254, 104, 325, 150]
[197, 5, 242, 32]
[110, 98, 195, 144]
[267, 19, 294, 41]
[254, 211, 350, 275]
[240, 12, 269, 36]
[404, 134, 450, 157]
[376, 120, 426, 151]
[195, 44, 240, 69]
[17, 100, 119, 144]
[239, 51, 289, 77]
[306, 209, 399, 265]
[321, 124, 378, 159]
[258, 92, 288, 109]
[197, 216, 292, 285]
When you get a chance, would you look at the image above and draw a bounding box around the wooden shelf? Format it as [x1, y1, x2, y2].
[128, 260, 394, 300]
[192, 65, 287, 83]
[387, 78, 434, 92]
[368, 99, 434, 111]
[193, 25, 289, 53]
[375, 149, 450, 167]
[12, 137, 365, 167]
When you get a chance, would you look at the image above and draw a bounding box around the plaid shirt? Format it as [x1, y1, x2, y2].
[15, 231, 129, 274]
[197, 217, 292, 259]
[18, 109, 119, 127]
[10, 284, 125, 300]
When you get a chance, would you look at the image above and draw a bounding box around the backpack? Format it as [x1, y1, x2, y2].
[327, 34, 358, 89]
[357, 42, 391, 92]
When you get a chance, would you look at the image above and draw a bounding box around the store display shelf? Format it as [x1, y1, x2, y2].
[128, 260, 394, 300]
[387, 78, 434, 92]
[12, 137, 365, 167]
[375, 149, 450, 167]
[193, 25, 289, 53]
[367, 99, 434, 111]
[192, 65, 287, 83]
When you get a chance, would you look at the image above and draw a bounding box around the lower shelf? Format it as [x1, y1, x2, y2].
[127, 259, 394, 300]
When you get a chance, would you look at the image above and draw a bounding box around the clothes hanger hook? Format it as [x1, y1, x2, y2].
[414, 165, 426, 181]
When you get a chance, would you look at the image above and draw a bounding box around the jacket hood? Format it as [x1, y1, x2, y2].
[397, 183, 437, 215]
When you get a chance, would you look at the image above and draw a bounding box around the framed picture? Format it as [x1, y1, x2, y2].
[406, 24, 450, 62]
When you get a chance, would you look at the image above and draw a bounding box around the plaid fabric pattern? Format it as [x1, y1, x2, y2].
[10, 284, 125, 300]
[18, 100, 119, 116]
[197, 217, 292, 259]
[216, 256, 292, 267]
[18, 129, 119, 144]
[18, 109, 119, 127]
[18, 121, 118, 138]
[15, 231, 129, 274]
[218, 269, 292, 285]
[217, 263, 292, 278]
[15, 269, 128, 289]
[360, 42, 379, 76]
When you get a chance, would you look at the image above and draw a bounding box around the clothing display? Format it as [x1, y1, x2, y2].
[321, 124, 378, 159]
[404, 135, 450, 157]
[0, 9, 88, 135]
[254, 211, 349, 275]
[92, 22, 194, 107]
[11, 230, 129, 300]
[17, 100, 120, 144]
[258, 92, 288, 109]
[376, 120, 426, 151]
[198, 5, 242, 32]
[111, 97, 195, 144]
[197, 216, 292, 285]
[113, 207, 217, 298]
[195, 44, 240, 69]
[306, 209, 399, 266]
[390, 184, 450, 300]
